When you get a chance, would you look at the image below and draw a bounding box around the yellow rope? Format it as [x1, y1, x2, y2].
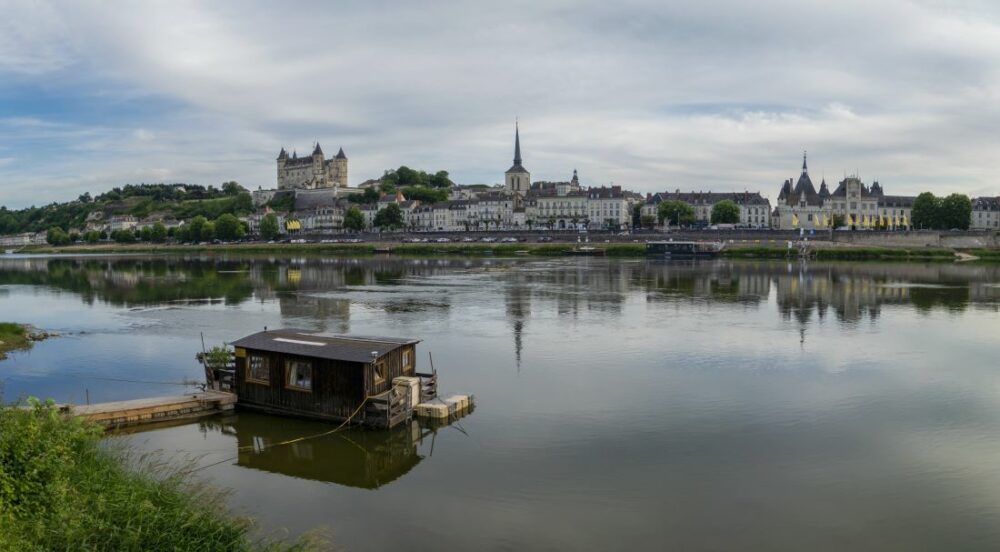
[235, 394, 381, 453]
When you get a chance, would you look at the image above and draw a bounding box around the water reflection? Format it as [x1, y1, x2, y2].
[205, 413, 431, 489]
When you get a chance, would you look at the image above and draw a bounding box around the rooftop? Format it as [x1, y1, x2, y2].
[231, 329, 420, 363]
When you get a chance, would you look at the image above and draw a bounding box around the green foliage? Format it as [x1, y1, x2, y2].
[640, 215, 656, 228]
[0, 322, 31, 358]
[266, 194, 296, 213]
[373, 203, 404, 229]
[150, 222, 167, 243]
[344, 206, 365, 231]
[911, 192, 940, 229]
[911, 192, 972, 230]
[214, 214, 244, 241]
[259, 213, 280, 240]
[657, 200, 696, 226]
[83, 230, 101, 244]
[110, 229, 137, 243]
[400, 186, 448, 204]
[0, 399, 320, 551]
[46, 227, 71, 246]
[200, 221, 216, 242]
[379, 166, 454, 191]
[940, 193, 972, 230]
[710, 200, 740, 224]
[203, 345, 232, 371]
[347, 188, 380, 204]
[222, 181, 246, 196]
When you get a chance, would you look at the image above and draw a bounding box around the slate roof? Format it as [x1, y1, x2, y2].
[231, 329, 420, 364]
[973, 196, 1000, 211]
[652, 191, 770, 206]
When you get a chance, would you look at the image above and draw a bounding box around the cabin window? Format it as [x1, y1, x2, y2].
[402, 350, 411, 371]
[247, 354, 270, 385]
[285, 359, 313, 391]
[374, 360, 387, 385]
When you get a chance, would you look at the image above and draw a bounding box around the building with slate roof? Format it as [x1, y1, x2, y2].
[972, 196, 1000, 230]
[277, 142, 348, 190]
[641, 190, 771, 228]
[773, 153, 915, 230]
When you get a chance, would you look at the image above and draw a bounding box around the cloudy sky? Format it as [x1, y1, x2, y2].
[2, 0, 1000, 208]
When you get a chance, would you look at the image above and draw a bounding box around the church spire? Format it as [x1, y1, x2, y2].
[802, 150, 808, 173]
[513, 121, 522, 166]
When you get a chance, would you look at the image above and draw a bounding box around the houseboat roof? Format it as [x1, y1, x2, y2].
[231, 329, 420, 363]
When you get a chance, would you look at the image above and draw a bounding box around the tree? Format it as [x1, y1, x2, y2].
[187, 215, 208, 239]
[940, 193, 972, 230]
[214, 213, 243, 240]
[222, 181, 246, 196]
[84, 230, 101, 243]
[832, 214, 847, 228]
[344, 206, 365, 231]
[46, 226, 70, 246]
[911, 192, 940, 229]
[348, 187, 380, 204]
[710, 200, 740, 224]
[657, 200, 696, 226]
[150, 222, 167, 243]
[199, 221, 216, 242]
[139, 226, 154, 242]
[640, 214, 656, 228]
[373, 203, 404, 229]
[259, 213, 280, 240]
[110, 229, 136, 243]
[429, 170, 453, 188]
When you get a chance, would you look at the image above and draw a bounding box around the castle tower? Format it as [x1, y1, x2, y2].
[276, 147, 288, 189]
[311, 143, 325, 188]
[334, 147, 348, 188]
[504, 122, 530, 194]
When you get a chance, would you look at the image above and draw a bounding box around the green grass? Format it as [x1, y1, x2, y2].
[0, 398, 324, 551]
[0, 323, 30, 360]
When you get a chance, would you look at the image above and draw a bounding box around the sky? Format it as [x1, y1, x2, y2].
[2, 0, 1000, 209]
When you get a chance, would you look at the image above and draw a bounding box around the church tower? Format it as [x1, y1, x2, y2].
[504, 122, 530, 194]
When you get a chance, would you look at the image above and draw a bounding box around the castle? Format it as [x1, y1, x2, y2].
[276, 143, 348, 190]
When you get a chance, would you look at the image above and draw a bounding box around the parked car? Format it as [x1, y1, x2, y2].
[481, 237, 497, 243]
[461, 237, 475, 242]
[435, 237, 451, 243]
[537, 236, 553, 242]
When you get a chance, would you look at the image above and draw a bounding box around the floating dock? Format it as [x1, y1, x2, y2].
[70, 390, 236, 429]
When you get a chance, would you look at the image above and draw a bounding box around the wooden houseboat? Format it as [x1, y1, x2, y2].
[645, 241, 723, 259]
[230, 329, 436, 428]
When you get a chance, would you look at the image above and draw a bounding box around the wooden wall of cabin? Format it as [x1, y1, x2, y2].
[235, 350, 367, 420]
[364, 344, 416, 396]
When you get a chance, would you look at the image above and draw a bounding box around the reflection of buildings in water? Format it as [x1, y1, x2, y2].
[773, 263, 983, 324]
[643, 261, 771, 305]
[205, 413, 431, 489]
[505, 275, 531, 371]
[278, 296, 351, 333]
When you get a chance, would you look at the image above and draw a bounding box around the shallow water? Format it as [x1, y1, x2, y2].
[2, 254, 1000, 551]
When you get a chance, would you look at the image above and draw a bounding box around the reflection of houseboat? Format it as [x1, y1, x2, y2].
[645, 241, 723, 259]
[565, 246, 606, 256]
[230, 329, 436, 428]
[223, 413, 427, 489]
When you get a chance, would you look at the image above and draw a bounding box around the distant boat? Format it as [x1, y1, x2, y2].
[646, 241, 723, 259]
[565, 246, 606, 256]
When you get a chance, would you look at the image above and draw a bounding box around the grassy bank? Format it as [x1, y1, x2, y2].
[721, 245, 957, 261]
[21, 241, 999, 262]
[0, 323, 31, 360]
[24, 241, 649, 257]
[0, 399, 321, 551]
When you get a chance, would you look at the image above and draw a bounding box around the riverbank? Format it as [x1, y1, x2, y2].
[0, 323, 51, 360]
[0, 399, 322, 551]
[18, 240, 989, 262]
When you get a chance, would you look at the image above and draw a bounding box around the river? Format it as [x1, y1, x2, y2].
[1, 254, 999, 551]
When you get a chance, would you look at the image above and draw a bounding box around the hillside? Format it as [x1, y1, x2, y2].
[0, 183, 253, 235]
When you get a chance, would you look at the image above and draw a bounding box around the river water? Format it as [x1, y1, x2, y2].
[2, 254, 1000, 551]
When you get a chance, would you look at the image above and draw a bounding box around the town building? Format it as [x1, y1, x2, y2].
[642, 191, 771, 228]
[772, 153, 914, 230]
[972, 197, 1000, 230]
